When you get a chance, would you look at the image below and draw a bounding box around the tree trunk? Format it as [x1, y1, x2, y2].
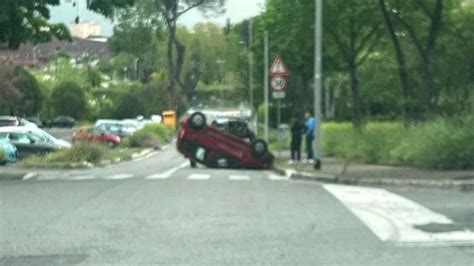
[348, 60, 362, 128]
[167, 24, 178, 110]
[379, 0, 412, 121]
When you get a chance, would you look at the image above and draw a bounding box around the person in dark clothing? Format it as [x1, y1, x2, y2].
[289, 118, 304, 164]
[304, 111, 316, 163]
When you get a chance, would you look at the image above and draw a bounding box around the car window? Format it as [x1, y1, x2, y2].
[28, 132, 47, 142]
[10, 133, 30, 143]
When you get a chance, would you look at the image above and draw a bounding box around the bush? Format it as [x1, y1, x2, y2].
[269, 115, 473, 169]
[51, 81, 87, 119]
[319, 116, 473, 169]
[124, 123, 175, 148]
[391, 116, 474, 169]
[46, 142, 107, 164]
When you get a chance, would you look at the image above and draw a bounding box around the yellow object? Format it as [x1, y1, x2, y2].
[162, 110, 176, 129]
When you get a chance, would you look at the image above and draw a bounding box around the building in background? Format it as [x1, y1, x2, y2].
[0, 37, 110, 67]
[69, 21, 101, 39]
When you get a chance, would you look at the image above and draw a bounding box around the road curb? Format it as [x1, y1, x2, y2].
[277, 167, 474, 192]
[0, 172, 37, 181]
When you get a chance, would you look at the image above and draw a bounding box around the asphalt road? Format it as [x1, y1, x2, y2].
[0, 147, 473, 265]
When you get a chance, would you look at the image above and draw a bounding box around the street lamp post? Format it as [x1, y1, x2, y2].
[313, 0, 323, 169]
[216, 59, 225, 107]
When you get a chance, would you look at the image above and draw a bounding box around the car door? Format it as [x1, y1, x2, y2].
[8, 133, 34, 157]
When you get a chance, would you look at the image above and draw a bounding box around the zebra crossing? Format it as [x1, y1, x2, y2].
[33, 171, 289, 182]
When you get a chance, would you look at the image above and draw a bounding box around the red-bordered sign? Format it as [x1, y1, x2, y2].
[271, 75, 287, 91]
[269, 55, 288, 76]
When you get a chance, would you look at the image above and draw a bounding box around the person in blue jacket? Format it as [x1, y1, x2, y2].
[304, 111, 315, 163]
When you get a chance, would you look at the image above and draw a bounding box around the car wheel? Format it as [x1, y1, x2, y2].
[188, 112, 206, 130]
[251, 139, 268, 159]
[190, 160, 197, 168]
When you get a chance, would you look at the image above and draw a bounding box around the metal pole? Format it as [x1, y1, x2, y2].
[249, 18, 254, 108]
[277, 99, 281, 157]
[314, 0, 323, 169]
[264, 31, 269, 143]
[221, 63, 224, 107]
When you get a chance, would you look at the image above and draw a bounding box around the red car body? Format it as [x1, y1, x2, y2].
[72, 127, 121, 147]
[177, 113, 274, 169]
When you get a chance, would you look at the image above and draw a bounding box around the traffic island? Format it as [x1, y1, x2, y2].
[275, 157, 474, 192]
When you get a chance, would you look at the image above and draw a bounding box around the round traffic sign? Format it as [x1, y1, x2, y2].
[271, 76, 287, 91]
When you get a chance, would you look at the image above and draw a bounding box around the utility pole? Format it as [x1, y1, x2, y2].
[216, 59, 225, 107]
[248, 18, 254, 108]
[264, 31, 269, 143]
[313, 0, 323, 169]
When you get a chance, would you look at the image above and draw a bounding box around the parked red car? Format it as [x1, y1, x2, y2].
[177, 112, 274, 169]
[72, 127, 121, 147]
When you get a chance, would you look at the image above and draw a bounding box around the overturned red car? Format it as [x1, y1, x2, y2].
[177, 112, 274, 169]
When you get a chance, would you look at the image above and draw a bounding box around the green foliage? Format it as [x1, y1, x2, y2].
[123, 123, 175, 148]
[320, 116, 473, 169]
[0, 0, 71, 49]
[46, 142, 107, 164]
[51, 81, 87, 119]
[391, 116, 474, 169]
[13, 68, 44, 116]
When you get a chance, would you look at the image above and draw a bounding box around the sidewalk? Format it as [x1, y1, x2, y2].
[275, 151, 474, 191]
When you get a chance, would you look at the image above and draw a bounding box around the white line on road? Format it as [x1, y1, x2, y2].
[188, 174, 210, 180]
[229, 175, 251, 180]
[146, 161, 190, 179]
[22, 172, 38, 180]
[103, 174, 134, 180]
[323, 184, 474, 247]
[132, 151, 159, 162]
[71, 175, 96, 180]
[267, 172, 289, 181]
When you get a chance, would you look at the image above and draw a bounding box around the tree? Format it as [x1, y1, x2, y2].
[0, 0, 134, 49]
[324, 0, 384, 127]
[154, 0, 226, 110]
[13, 68, 44, 116]
[51, 81, 87, 119]
[379, 0, 412, 121]
[392, 0, 444, 114]
[0, 61, 22, 114]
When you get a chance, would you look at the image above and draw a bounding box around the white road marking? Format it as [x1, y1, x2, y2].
[229, 175, 251, 180]
[267, 173, 289, 181]
[132, 151, 159, 162]
[22, 172, 38, 180]
[71, 175, 96, 180]
[146, 161, 189, 179]
[103, 174, 134, 180]
[188, 174, 210, 180]
[323, 184, 474, 247]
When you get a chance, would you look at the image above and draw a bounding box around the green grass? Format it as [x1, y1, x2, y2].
[20, 142, 141, 168]
[265, 115, 473, 170]
[123, 123, 175, 149]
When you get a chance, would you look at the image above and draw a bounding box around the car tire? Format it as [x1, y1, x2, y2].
[251, 139, 268, 159]
[188, 112, 206, 130]
[190, 160, 197, 168]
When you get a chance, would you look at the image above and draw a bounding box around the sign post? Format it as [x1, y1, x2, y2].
[269, 55, 289, 156]
[313, 0, 323, 169]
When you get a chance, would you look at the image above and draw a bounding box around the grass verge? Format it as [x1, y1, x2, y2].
[267, 115, 473, 170]
[20, 142, 142, 168]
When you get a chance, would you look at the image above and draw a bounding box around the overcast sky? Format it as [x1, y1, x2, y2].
[49, 0, 265, 36]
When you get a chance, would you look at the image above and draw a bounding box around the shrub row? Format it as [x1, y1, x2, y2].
[268, 115, 473, 169]
[123, 123, 175, 149]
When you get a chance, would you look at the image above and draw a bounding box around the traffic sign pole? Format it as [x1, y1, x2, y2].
[264, 31, 269, 144]
[313, 0, 323, 169]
